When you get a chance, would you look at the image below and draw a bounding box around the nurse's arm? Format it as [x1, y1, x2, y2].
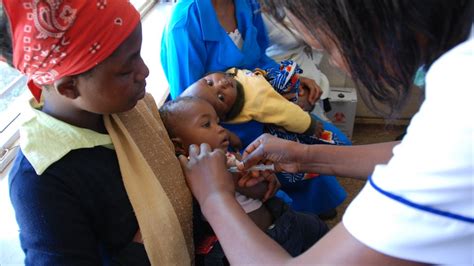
[201, 191, 424, 265]
[297, 141, 400, 179]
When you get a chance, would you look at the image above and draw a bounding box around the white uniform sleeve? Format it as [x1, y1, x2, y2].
[343, 37, 474, 264]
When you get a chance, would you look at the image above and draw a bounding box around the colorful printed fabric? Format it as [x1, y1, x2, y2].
[264, 126, 326, 183]
[264, 114, 351, 183]
[3, 0, 140, 101]
[266, 59, 303, 101]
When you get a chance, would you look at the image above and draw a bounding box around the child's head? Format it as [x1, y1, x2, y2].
[160, 96, 230, 155]
[2, 1, 148, 115]
[182, 71, 244, 121]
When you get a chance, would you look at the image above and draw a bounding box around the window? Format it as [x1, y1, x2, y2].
[130, 0, 148, 7]
[131, 0, 161, 17]
[140, 2, 174, 105]
[0, 63, 27, 173]
[0, 63, 26, 129]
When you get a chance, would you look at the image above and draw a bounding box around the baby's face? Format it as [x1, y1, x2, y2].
[183, 72, 237, 120]
[174, 100, 230, 152]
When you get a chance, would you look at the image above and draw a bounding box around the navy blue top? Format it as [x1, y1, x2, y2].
[9, 147, 150, 265]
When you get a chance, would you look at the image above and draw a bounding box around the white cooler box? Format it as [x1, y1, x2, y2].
[326, 87, 357, 139]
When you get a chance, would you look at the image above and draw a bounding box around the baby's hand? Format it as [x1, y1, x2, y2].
[227, 151, 280, 201]
[238, 171, 280, 202]
[300, 76, 322, 104]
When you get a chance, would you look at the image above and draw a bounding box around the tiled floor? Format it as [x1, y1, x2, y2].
[325, 123, 407, 228]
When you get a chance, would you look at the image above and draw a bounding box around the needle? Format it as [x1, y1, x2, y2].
[227, 164, 275, 173]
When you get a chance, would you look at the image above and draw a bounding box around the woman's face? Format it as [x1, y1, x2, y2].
[287, 12, 350, 75]
[72, 23, 149, 114]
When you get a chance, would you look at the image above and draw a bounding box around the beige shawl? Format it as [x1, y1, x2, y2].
[104, 93, 193, 265]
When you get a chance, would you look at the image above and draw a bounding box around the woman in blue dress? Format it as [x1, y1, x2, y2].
[160, 0, 348, 216]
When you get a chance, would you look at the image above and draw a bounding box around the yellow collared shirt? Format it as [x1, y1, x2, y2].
[20, 101, 113, 175]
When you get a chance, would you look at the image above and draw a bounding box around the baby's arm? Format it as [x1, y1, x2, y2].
[231, 72, 315, 135]
[229, 69, 317, 135]
[255, 88, 322, 137]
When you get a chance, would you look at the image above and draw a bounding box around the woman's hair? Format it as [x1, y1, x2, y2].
[0, 5, 13, 67]
[262, 0, 473, 117]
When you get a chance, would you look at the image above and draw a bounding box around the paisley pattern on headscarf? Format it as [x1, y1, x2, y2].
[3, 0, 140, 101]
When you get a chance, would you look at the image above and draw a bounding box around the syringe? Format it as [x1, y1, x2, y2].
[227, 164, 275, 173]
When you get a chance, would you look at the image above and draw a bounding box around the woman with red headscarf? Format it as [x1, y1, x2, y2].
[2, 1, 194, 264]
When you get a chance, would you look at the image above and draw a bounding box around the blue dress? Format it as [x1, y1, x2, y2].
[161, 0, 274, 145]
[160, 0, 347, 214]
[275, 116, 350, 214]
[161, 0, 277, 99]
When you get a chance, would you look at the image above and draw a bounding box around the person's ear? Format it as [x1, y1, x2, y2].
[55, 76, 80, 99]
[171, 137, 187, 156]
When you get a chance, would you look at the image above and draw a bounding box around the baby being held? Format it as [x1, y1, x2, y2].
[181, 68, 325, 139]
[159, 97, 328, 263]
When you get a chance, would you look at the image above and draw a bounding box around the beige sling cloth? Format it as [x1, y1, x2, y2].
[104, 93, 193, 265]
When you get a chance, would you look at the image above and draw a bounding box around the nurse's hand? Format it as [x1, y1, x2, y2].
[179, 143, 235, 205]
[300, 76, 322, 105]
[239, 134, 303, 173]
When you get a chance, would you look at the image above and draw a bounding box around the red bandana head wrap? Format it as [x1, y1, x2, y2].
[3, 0, 140, 102]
